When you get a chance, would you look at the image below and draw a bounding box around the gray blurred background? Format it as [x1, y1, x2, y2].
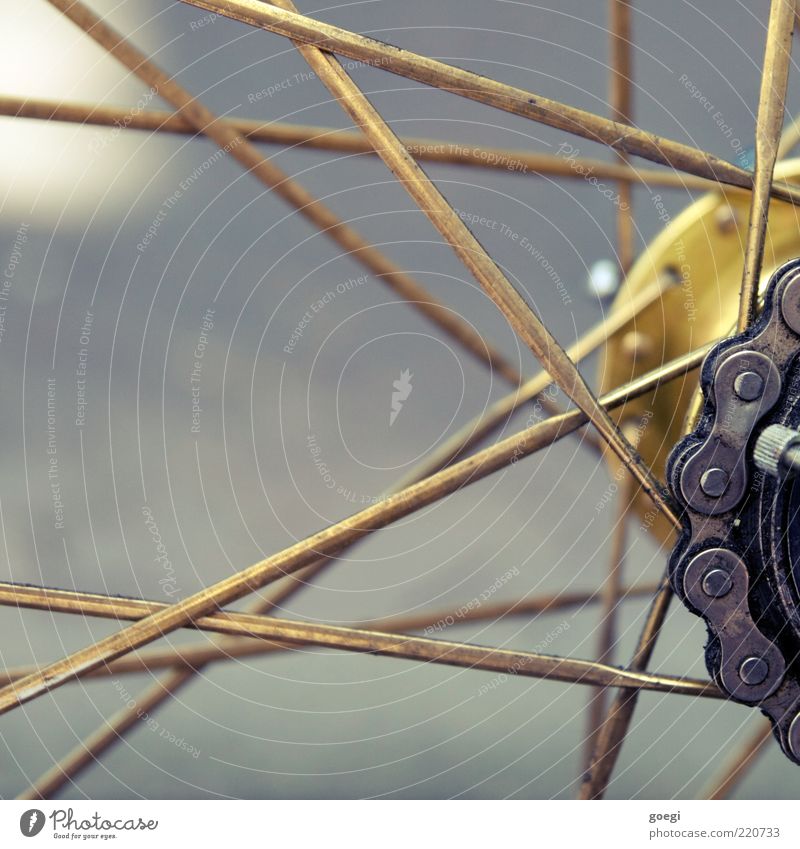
[1, 0, 798, 799]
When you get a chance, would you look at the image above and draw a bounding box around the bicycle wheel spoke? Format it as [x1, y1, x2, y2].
[7, 268, 677, 794]
[15, 650, 719, 803]
[700, 719, 773, 800]
[101, 270, 677, 763]
[6, 0, 793, 802]
[580, 3, 794, 798]
[14, 566, 323, 800]
[7, 272, 677, 795]
[583, 447, 634, 770]
[580, 572, 673, 798]
[584, 6, 795, 775]
[737, 0, 795, 331]
[393, 272, 678, 489]
[258, 0, 676, 527]
[1, 579, 662, 681]
[0, 343, 709, 716]
[13, 579, 659, 800]
[0, 95, 730, 191]
[0, 582, 723, 697]
[609, 0, 634, 272]
[176, 0, 800, 205]
[17, 669, 197, 801]
[44, 0, 524, 386]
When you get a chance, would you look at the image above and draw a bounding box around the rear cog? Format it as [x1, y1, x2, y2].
[667, 259, 800, 764]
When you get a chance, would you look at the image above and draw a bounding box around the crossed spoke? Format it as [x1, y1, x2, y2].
[1, 0, 794, 800]
[736, 0, 795, 331]
[581, 0, 796, 799]
[178, 0, 800, 204]
[0, 340, 710, 718]
[0, 95, 729, 192]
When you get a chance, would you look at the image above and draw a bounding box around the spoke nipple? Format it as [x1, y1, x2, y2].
[701, 568, 732, 598]
[739, 656, 770, 686]
[700, 467, 729, 497]
[620, 331, 654, 363]
[715, 205, 739, 235]
[587, 259, 620, 300]
[660, 265, 682, 288]
[733, 371, 764, 401]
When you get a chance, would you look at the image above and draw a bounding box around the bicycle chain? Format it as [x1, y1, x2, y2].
[667, 258, 800, 764]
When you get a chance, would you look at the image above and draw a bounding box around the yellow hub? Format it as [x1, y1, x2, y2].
[599, 160, 800, 545]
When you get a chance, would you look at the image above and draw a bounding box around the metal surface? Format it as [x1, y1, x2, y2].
[600, 159, 800, 545]
[0, 95, 728, 192]
[736, 0, 795, 331]
[3, 0, 799, 801]
[0, 341, 710, 715]
[754, 423, 800, 476]
[179, 0, 800, 204]
[667, 260, 800, 763]
[678, 350, 781, 514]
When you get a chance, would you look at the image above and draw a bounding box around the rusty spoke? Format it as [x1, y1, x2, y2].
[609, 0, 635, 273]
[581, 0, 795, 800]
[737, 0, 795, 331]
[175, 0, 800, 204]
[0, 342, 709, 716]
[700, 718, 773, 800]
[42, 0, 525, 386]
[0, 95, 729, 192]
[259, 3, 677, 528]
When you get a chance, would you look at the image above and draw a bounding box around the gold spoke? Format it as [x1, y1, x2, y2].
[0, 343, 709, 715]
[580, 573, 673, 799]
[43, 0, 524, 386]
[0, 583, 722, 698]
[17, 544, 332, 800]
[16, 605, 720, 801]
[176, 0, 800, 205]
[610, 0, 634, 272]
[583, 442, 635, 770]
[394, 272, 677, 489]
[700, 718, 773, 800]
[19, 273, 687, 795]
[0, 94, 726, 192]
[6, 0, 791, 801]
[34, 267, 674, 794]
[2, 580, 662, 686]
[737, 0, 795, 331]
[16, 582, 663, 799]
[583, 1, 795, 799]
[1, 577, 666, 802]
[584, 0, 640, 748]
[11, 580, 666, 801]
[10, 1, 688, 779]
[257, 0, 676, 525]
[17, 671, 196, 801]
[17, 0, 684, 787]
